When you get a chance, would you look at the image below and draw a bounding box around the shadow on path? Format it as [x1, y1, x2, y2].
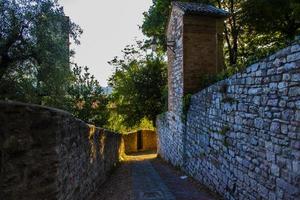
[90, 151, 221, 200]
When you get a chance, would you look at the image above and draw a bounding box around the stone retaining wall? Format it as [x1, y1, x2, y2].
[0, 101, 121, 200]
[123, 130, 157, 154]
[157, 112, 185, 167]
[141, 130, 157, 152]
[157, 43, 300, 200]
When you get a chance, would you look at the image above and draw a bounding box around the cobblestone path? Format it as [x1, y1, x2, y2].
[132, 160, 175, 200]
[91, 152, 220, 200]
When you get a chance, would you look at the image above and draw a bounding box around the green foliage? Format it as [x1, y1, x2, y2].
[161, 85, 169, 113]
[0, 0, 109, 127]
[221, 96, 238, 104]
[106, 109, 128, 133]
[66, 65, 109, 126]
[108, 41, 167, 128]
[142, 0, 208, 51]
[199, 151, 206, 159]
[142, 0, 299, 70]
[219, 83, 228, 94]
[182, 93, 192, 121]
[0, 0, 82, 108]
[241, 0, 300, 40]
[219, 125, 230, 135]
[238, 31, 287, 67]
[223, 137, 229, 147]
[142, 0, 241, 65]
[142, 0, 171, 51]
[198, 73, 227, 89]
[219, 83, 238, 104]
[107, 112, 155, 134]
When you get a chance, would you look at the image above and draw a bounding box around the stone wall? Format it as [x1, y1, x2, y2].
[123, 133, 137, 154]
[123, 130, 157, 154]
[0, 101, 122, 200]
[159, 5, 186, 167]
[142, 130, 157, 151]
[157, 44, 300, 200]
[157, 112, 185, 167]
[167, 5, 184, 114]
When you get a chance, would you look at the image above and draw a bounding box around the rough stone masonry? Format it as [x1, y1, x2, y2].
[157, 2, 300, 200]
[0, 101, 122, 200]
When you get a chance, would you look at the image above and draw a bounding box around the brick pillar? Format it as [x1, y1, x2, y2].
[167, 2, 229, 113]
[183, 15, 226, 94]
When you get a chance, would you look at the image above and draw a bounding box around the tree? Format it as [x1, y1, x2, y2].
[142, 0, 299, 68]
[214, 0, 242, 66]
[142, 0, 208, 52]
[0, 0, 82, 107]
[142, 0, 242, 65]
[67, 65, 109, 126]
[241, 0, 300, 40]
[108, 42, 167, 128]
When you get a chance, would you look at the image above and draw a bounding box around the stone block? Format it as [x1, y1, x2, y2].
[291, 73, 300, 82]
[271, 75, 282, 82]
[291, 141, 300, 150]
[287, 52, 300, 62]
[292, 161, 300, 174]
[269, 82, 278, 91]
[255, 70, 263, 77]
[291, 44, 300, 53]
[254, 118, 264, 129]
[273, 58, 285, 67]
[278, 100, 286, 108]
[268, 191, 276, 200]
[288, 87, 300, 96]
[271, 164, 280, 176]
[283, 62, 296, 71]
[267, 99, 278, 107]
[276, 178, 299, 195]
[278, 82, 288, 90]
[267, 68, 277, 76]
[295, 110, 300, 122]
[248, 88, 262, 95]
[282, 73, 291, 81]
[248, 63, 259, 72]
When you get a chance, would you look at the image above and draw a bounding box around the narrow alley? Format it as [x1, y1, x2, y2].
[91, 151, 221, 200]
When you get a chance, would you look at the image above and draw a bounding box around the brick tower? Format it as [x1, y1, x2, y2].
[167, 2, 229, 113]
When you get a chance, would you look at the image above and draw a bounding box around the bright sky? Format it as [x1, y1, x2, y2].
[58, 0, 152, 86]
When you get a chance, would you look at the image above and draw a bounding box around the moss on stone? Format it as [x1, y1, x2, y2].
[182, 93, 192, 122]
[221, 96, 238, 104]
[219, 125, 230, 135]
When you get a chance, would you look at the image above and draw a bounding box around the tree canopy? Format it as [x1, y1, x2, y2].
[142, 0, 300, 66]
[2, 0, 298, 130]
[0, 0, 109, 127]
[241, 0, 300, 40]
[108, 0, 300, 130]
[67, 65, 109, 126]
[0, 0, 83, 107]
[108, 42, 167, 128]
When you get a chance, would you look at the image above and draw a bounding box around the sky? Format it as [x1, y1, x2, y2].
[58, 0, 153, 86]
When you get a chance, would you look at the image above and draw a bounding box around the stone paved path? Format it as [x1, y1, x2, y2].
[132, 160, 175, 200]
[91, 152, 221, 200]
